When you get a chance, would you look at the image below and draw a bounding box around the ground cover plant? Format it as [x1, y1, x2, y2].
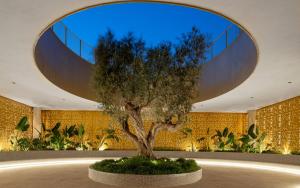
[91, 156, 200, 175]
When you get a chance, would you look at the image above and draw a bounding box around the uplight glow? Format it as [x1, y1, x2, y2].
[0, 158, 300, 176]
[196, 159, 300, 176]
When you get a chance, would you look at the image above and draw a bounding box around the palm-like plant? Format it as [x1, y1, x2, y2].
[196, 128, 210, 151]
[180, 127, 196, 151]
[44, 122, 64, 150]
[62, 125, 77, 150]
[239, 124, 266, 153]
[10, 116, 31, 151]
[211, 127, 235, 151]
[75, 124, 92, 150]
[96, 126, 120, 150]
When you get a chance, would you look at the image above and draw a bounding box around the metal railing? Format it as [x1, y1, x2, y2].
[205, 24, 241, 62]
[52, 22, 95, 64]
[52, 21, 240, 64]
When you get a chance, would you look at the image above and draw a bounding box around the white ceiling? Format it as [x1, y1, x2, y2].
[0, 0, 299, 112]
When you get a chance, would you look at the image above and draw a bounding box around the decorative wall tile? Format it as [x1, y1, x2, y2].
[41, 110, 247, 151]
[256, 96, 300, 152]
[0, 96, 33, 150]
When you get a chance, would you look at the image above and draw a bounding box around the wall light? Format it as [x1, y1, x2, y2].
[282, 144, 291, 155]
[98, 145, 108, 151]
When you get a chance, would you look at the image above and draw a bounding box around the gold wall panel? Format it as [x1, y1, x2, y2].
[256, 96, 300, 152]
[0, 96, 33, 150]
[41, 110, 247, 150]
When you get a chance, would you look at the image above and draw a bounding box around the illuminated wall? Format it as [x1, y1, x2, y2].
[41, 110, 247, 150]
[0, 96, 33, 150]
[256, 96, 300, 152]
[2, 95, 299, 152]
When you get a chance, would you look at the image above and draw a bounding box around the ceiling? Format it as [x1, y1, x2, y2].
[0, 0, 299, 112]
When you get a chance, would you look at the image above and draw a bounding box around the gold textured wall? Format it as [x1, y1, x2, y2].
[41, 110, 247, 150]
[256, 96, 300, 152]
[0, 96, 33, 150]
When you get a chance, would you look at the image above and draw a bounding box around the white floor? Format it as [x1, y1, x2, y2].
[0, 164, 299, 188]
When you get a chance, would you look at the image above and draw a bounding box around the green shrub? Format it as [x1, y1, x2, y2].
[91, 156, 200, 175]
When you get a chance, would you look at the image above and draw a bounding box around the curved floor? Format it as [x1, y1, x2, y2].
[0, 162, 300, 188]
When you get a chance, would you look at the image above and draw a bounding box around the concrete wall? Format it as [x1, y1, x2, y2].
[34, 30, 96, 101]
[34, 29, 257, 103]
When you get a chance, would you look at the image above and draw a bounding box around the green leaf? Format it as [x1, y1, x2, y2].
[52, 122, 61, 132]
[16, 116, 30, 132]
[219, 142, 225, 150]
[78, 124, 85, 137]
[223, 127, 229, 137]
[248, 124, 257, 139]
[216, 130, 222, 137]
[41, 123, 46, 132]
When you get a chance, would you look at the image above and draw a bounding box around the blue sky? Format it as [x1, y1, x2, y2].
[61, 2, 232, 47]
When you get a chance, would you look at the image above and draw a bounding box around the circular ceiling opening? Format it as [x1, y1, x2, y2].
[51, 2, 241, 63]
[34, 1, 257, 105]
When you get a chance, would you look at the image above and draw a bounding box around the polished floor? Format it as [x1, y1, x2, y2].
[0, 164, 299, 188]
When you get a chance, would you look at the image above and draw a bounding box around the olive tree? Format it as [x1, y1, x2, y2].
[93, 28, 207, 158]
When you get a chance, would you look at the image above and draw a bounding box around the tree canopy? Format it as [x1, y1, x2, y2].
[93, 28, 208, 157]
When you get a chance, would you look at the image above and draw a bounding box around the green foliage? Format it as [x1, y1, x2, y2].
[96, 126, 120, 150]
[16, 137, 31, 151]
[180, 127, 196, 151]
[9, 116, 31, 151]
[46, 122, 64, 150]
[43, 122, 79, 150]
[180, 127, 193, 138]
[75, 124, 92, 150]
[196, 128, 210, 151]
[31, 138, 45, 150]
[91, 156, 200, 175]
[93, 28, 208, 156]
[93, 28, 207, 120]
[16, 116, 30, 132]
[239, 124, 267, 153]
[211, 127, 236, 151]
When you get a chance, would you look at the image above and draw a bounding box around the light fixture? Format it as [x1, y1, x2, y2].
[0, 158, 300, 176]
[98, 145, 108, 151]
[288, 81, 292, 84]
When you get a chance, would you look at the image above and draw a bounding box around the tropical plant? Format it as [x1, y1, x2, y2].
[9, 116, 31, 151]
[180, 127, 196, 151]
[75, 124, 92, 150]
[93, 28, 208, 158]
[96, 126, 120, 150]
[211, 127, 236, 151]
[31, 123, 47, 150]
[196, 128, 210, 151]
[44, 122, 64, 150]
[239, 124, 266, 153]
[62, 125, 77, 150]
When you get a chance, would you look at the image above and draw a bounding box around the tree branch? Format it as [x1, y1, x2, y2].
[147, 113, 187, 147]
[119, 117, 139, 144]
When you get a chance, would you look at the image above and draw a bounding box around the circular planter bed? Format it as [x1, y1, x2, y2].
[88, 167, 202, 187]
[88, 156, 202, 187]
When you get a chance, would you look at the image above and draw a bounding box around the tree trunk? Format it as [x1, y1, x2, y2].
[119, 114, 156, 158]
[120, 104, 187, 158]
[136, 139, 156, 158]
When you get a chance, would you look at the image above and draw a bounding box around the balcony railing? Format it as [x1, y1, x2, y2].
[52, 21, 240, 64]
